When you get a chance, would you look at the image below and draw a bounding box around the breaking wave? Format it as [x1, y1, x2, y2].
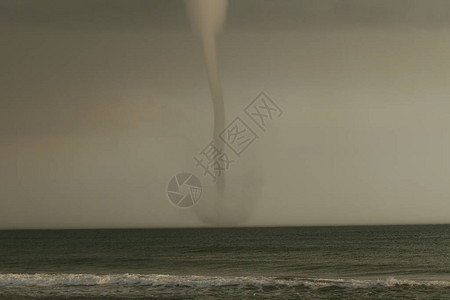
[0, 273, 449, 289]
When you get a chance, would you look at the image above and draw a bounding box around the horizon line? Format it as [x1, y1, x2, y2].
[1, 222, 449, 231]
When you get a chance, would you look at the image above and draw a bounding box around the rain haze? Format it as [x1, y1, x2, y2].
[1, 0, 450, 229]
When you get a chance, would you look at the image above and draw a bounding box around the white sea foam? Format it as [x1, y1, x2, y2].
[0, 273, 449, 289]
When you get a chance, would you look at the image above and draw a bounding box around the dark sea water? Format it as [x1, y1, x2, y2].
[0, 225, 449, 299]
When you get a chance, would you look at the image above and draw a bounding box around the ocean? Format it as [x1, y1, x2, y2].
[0, 225, 449, 299]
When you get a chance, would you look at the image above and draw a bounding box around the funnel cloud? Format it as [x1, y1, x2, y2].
[185, 0, 240, 225]
[184, 0, 227, 187]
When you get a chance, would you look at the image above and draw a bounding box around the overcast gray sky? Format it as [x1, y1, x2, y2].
[1, 0, 450, 229]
